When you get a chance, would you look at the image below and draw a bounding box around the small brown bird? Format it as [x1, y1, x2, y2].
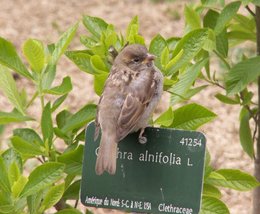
[94, 44, 163, 175]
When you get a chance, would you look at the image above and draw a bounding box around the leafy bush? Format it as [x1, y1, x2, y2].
[0, 0, 259, 213]
[0, 23, 96, 213]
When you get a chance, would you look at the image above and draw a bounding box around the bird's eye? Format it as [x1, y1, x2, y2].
[133, 58, 140, 63]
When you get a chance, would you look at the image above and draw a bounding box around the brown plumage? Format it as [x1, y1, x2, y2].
[94, 44, 163, 175]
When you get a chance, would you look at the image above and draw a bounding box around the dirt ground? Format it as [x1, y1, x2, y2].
[0, 0, 255, 213]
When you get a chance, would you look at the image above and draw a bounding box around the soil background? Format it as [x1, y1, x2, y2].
[0, 0, 255, 213]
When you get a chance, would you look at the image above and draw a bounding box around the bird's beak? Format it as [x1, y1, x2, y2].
[142, 53, 156, 64]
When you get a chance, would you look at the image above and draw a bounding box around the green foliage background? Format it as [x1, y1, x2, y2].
[0, 0, 260, 213]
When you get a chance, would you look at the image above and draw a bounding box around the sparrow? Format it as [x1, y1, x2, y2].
[94, 44, 163, 175]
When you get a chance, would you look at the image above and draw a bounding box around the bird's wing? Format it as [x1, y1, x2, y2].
[116, 71, 156, 140]
[94, 70, 113, 141]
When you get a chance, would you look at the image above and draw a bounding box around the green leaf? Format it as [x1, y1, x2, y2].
[215, 93, 240, 105]
[2, 148, 23, 173]
[80, 35, 97, 48]
[11, 136, 44, 157]
[127, 25, 138, 44]
[56, 110, 72, 130]
[74, 129, 86, 142]
[12, 176, 27, 198]
[0, 156, 11, 193]
[65, 50, 93, 74]
[160, 47, 170, 69]
[166, 37, 180, 50]
[64, 174, 76, 189]
[206, 169, 260, 191]
[170, 103, 217, 130]
[200, 196, 229, 214]
[44, 76, 72, 95]
[252, 0, 260, 6]
[228, 31, 256, 41]
[165, 49, 183, 73]
[149, 34, 167, 69]
[203, 10, 228, 58]
[154, 107, 174, 127]
[83, 15, 108, 39]
[241, 89, 253, 105]
[225, 56, 260, 95]
[201, 0, 225, 7]
[126, 16, 143, 44]
[0, 190, 12, 207]
[234, 14, 255, 32]
[13, 128, 44, 146]
[58, 145, 84, 175]
[47, 43, 55, 54]
[0, 204, 15, 214]
[203, 29, 216, 52]
[167, 29, 209, 75]
[105, 31, 118, 48]
[42, 23, 78, 90]
[61, 104, 96, 132]
[184, 5, 201, 29]
[22, 39, 45, 73]
[20, 88, 27, 107]
[203, 184, 221, 199]
[214, 1, 241, 35]
[203, 9, 228, 57]
[0, 65, 25, 114]
[90, 55, 109, 73]
[12, 196, 27, 211]
[169, 59, 207, 105]
[55, 208, 82, 214]
[41, 102, 53, 146]
[239, 107, 254, 159]
[208, 171, 226, 180]
[163, 77, 177, 89]
[51, 23, 79, 64]
[52, 94, 68, 112]
[27, 190, 44, 214]
[91, 44, 106, 56]
[94, 73, 109, 96]
[126, 16, 139, 39]
[0, 109, 32, 125]
[63, 180, 80, 200]
[184, 85, 208, 100]
[42, 64, 56, 89]
[19, 162, 64, 197]
[216, 29, 228, 58]
[0, 37, 32, 79]
[134, 34, 145, 46]
[8, 162, 20, 186]
[54, 127, 70, 141]
[203, 9, 218, 29]
[40, 183, 64, 210]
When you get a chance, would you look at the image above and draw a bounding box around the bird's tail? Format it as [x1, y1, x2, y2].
[95, 135, 118, 175]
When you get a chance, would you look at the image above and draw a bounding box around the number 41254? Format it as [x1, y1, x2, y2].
[179, 137, 202, 147]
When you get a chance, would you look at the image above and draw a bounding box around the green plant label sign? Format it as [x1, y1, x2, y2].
[81, 122, 206, 214]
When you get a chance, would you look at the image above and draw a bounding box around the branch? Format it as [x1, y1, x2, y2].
[246, 5, 256, 17]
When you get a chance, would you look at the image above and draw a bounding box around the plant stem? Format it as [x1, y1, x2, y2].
[26, 91, 38, 108]
[253, 5, 260, 214]
[39, 84, 45, 110]
[74, 199, 79, 208]
[246, 5, 256, 17]
[213, 50, 231, 70]
[37, 73, 45, 109]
